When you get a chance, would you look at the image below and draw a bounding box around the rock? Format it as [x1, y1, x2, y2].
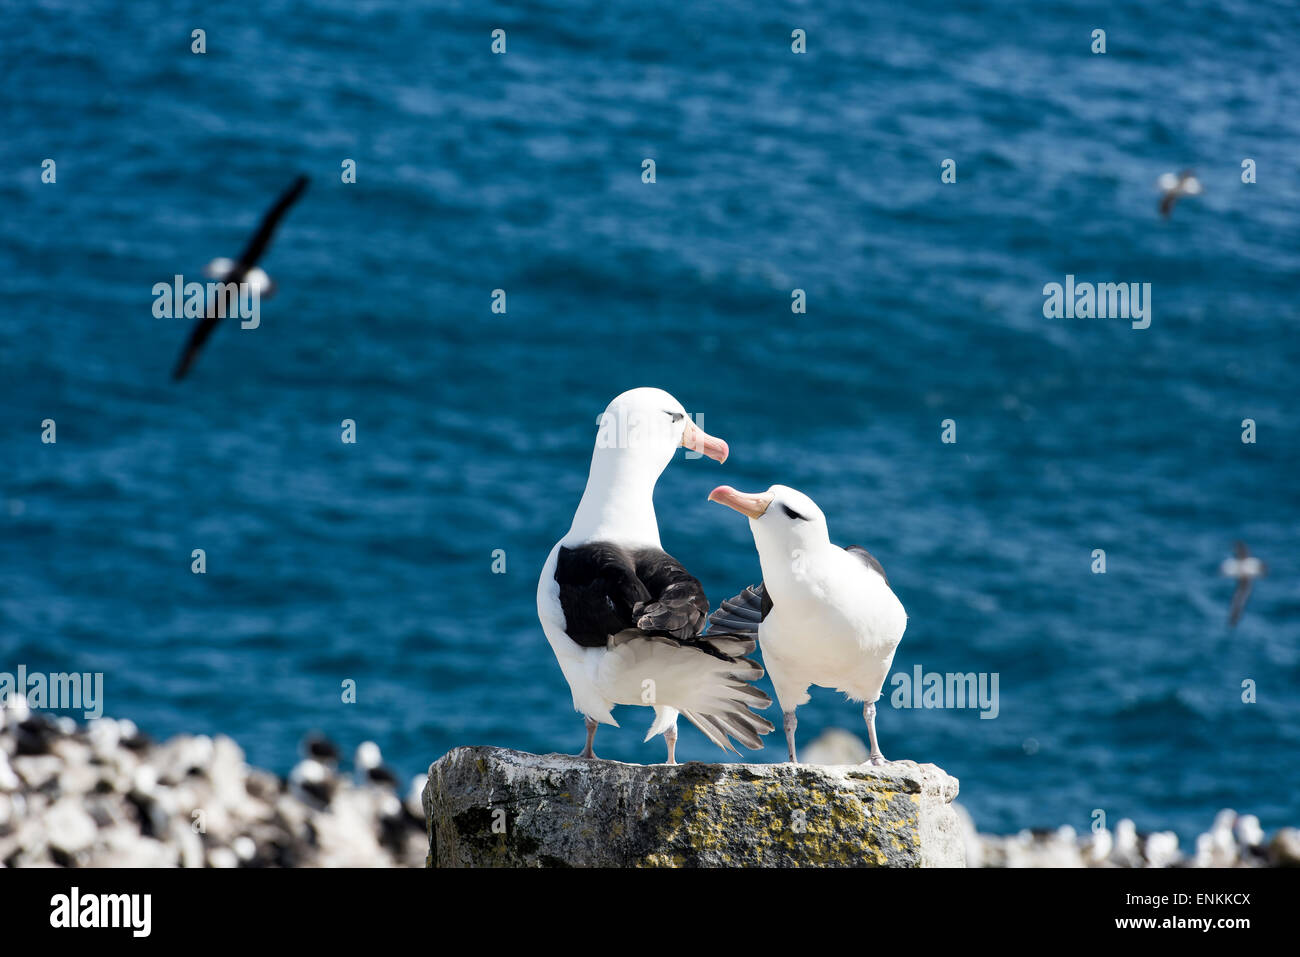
[1269, 828, 1300, 867]
[423, 746, 964, 868]
[951, 801, 984, 868]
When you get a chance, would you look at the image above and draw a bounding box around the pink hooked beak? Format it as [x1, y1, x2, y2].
[682, 419, 729, 463]
[708, 485, 774, 519]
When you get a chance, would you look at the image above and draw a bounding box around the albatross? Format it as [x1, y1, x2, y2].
[1221, 541, 1266, 628]
[537, 388, 774, 763]
[708, 484, 906, 765]
[171, 174, 309, 380]
[1157, 169, 1202, 219]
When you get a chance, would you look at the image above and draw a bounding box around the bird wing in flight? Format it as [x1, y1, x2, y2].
[1228, 578, 1253, 628]
[234, 175, 310, 268]
[171, 175, 309, 381]
[171, 313, 224, 381]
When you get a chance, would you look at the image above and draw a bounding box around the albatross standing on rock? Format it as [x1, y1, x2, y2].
[708, 484, 906, 765]
[537, 388, 774, 763]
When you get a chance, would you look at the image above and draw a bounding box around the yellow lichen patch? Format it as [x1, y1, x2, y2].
[641, 773, 898, 866]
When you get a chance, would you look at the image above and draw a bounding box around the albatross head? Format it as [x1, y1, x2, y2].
[709, 483, 830, 556]
[594, 387, 728, 473]
[568, 388, 728, 546]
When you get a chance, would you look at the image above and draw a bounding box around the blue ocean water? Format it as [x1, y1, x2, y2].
[3, 0, 1298, 844]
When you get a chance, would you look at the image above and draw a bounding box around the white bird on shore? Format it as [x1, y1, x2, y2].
[537, 388, 774, 763]
[1082, 827, 1113, 865]
[1157, 169, 1202, 218]
[354, 741, 399, 788]
[708, 484, 906, 764]
[1144, 831, 1181, 868]
[1111, 818, 1140, 866]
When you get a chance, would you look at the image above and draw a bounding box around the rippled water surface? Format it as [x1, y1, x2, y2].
[3, 0, 1298, 840]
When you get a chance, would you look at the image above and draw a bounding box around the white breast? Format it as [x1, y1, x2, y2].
[758, 545, 907, 708]
[536, 542, 619, 724]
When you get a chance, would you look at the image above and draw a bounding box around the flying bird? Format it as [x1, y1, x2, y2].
[536, 387, 774, 763]
[171, 174, 309, 380]
[1221, 541, 1266, 628]
[709, 484, 906, 765]
[1157, 169, 1202, 218]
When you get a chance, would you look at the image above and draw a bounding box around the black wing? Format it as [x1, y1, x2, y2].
[555, 542, 711, 649]
[554, 543, 651, 648]
[171, 313, 223, 381]
[1227, 579, 1253, 628]
[235, 175, 310, 268]
[845, 545, 889, 584]
[631, 549, 710, 640]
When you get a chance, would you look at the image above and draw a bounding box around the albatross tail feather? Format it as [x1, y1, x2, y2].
[643, 705, 678, 741]
[601, 629, 774, 754]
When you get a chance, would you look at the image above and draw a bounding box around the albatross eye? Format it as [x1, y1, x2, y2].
[781, 503, 806, 521]
[666, 411, 684, 423]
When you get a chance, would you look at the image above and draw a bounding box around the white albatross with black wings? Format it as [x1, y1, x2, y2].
[709, 484, 906, 765]
[537, 388, 774, 763]
[171, 174, 310, 381]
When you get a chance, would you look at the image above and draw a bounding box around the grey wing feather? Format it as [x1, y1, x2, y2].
[845, 545, 889, 584]
[707, 584, 769, 635]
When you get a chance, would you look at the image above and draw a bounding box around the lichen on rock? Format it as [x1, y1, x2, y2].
[423, 746, 964, 867]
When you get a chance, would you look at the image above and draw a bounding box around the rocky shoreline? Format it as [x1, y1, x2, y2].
[0, 701, 425, 867]
[806, 728, 1300, 868]
[2, 709, 1295, 867]
[958, 807, 1300, 868]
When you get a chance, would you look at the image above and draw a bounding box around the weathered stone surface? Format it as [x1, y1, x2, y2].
[423, 746, 964, 867]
